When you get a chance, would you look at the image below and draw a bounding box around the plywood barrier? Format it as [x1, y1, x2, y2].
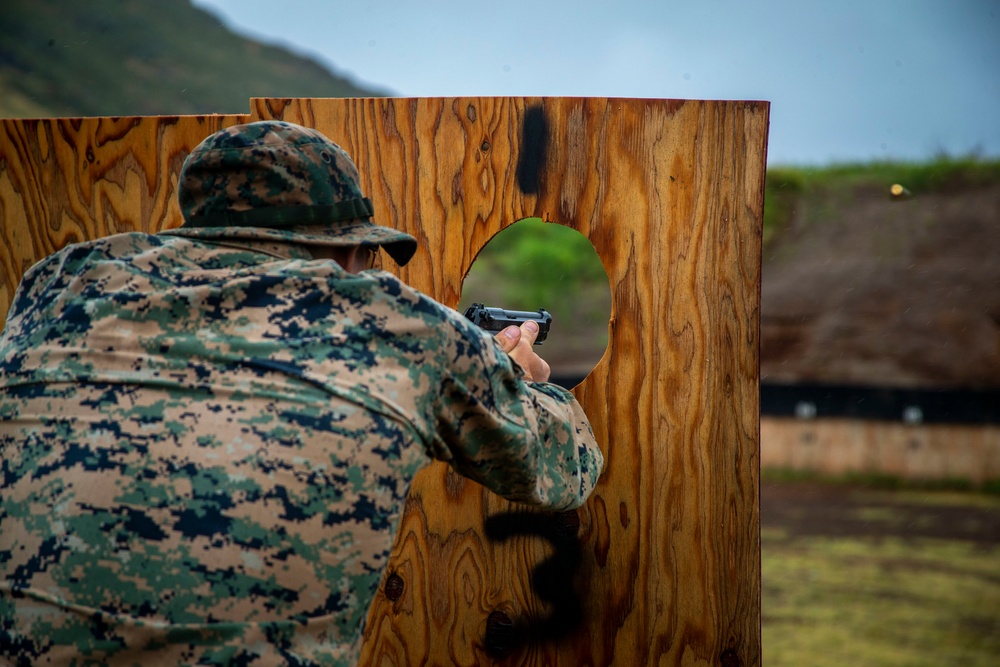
[761, 417, 1000, 485]
[0, 115, 250, 320]
[0, 97, 769, 665]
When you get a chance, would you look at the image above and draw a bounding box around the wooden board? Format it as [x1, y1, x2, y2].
[0, 97, 768, 666]
[251, 97, 768, 666]
[0, 115, 247, 322]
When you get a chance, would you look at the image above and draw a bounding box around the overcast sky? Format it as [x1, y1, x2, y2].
[191, 0, 999, 166]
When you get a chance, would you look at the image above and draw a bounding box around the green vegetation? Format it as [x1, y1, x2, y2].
[763, 532, 1000, 666]
[0, 0, 381, 118]
[771, 156, 1000, 192]
[460, 218, 609, 313]
[458, 219, 612, 374]
[762, 479, 1000, 666]
[763, 156, 1000, 245]
[761, 468, 1000, 495]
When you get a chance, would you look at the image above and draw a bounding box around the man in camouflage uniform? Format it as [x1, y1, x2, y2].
[0, 121, 604, 666]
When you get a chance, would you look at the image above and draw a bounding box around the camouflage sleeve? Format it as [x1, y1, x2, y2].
[427, 315, 604, 511]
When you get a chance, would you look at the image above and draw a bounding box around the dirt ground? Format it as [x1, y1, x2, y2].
[761, 480, 1000, 546]
[761, 181, 1000, 389]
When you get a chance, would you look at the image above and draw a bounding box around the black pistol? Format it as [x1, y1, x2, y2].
[463, 303, 552, 344]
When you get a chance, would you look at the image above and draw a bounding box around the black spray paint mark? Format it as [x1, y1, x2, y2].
[482, 510, 584, 658]
[516, 105, 549, 195]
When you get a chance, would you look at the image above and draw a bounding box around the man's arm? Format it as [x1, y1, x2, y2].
[428, 318, 603, 510]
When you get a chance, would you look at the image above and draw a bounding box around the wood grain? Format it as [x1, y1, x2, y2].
[252, 97, 768, 666]
[0, 115, 247, 322]
[0, 97, 768, 665]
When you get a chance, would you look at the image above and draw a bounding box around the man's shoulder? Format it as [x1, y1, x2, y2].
[361, 271, 477, 335]
[30, 231, 157, 262]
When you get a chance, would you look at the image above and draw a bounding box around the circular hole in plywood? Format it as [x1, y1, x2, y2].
[458, 218, 611, 389]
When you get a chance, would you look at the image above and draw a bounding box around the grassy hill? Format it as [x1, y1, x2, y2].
[0, 0, 382, 118]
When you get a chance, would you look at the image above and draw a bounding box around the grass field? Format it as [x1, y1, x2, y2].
[761, 480, 1000, 666]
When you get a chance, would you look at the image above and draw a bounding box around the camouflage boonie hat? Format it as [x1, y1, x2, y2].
[167, 120, 417, 266]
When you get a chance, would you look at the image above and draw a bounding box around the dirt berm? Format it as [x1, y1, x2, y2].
[761, 177, 1000, 390]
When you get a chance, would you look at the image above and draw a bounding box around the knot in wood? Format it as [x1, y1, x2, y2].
[384, 573, 405, 601]
[719, 649, 742, 667]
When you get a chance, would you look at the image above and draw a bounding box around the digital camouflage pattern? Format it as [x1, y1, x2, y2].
[175, 120, 418, 267]
[0, 232, 603, 666]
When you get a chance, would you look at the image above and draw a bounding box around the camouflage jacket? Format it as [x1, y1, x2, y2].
[0, 232, 603, 666]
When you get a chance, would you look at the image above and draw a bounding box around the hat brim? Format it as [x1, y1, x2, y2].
[162, 219, 418, 267]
